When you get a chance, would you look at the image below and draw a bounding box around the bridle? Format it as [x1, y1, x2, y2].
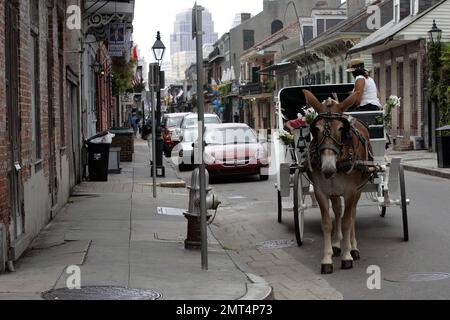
[311, 112, 350, 157]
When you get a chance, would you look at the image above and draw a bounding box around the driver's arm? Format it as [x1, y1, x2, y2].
[353, 78, 366, 106]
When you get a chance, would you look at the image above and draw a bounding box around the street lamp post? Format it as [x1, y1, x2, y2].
[152, 31, 166, 177]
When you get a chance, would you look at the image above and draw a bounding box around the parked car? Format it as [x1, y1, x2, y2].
[180, 113, 221, 129]
[172, 113, 221, 143]
[177, 127, 199, 171]
[161, 113, 190, 157]
[194, 124, 269, 180]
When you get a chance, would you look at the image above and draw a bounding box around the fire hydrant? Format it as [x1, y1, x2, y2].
[184, 168, 221, 249]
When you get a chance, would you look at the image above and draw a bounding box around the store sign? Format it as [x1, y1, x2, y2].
[108, 23, 126, 57]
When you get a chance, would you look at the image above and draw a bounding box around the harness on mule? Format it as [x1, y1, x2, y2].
[306, 111, 374, 175]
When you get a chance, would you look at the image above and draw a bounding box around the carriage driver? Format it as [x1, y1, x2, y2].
[346, 58, 382, 112]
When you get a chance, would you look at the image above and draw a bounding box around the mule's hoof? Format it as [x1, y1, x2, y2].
[332, 247, 342, 257]
[321, 264, 334, 274]
[351, 250, 360, 261]
[341, 260, 353, 270]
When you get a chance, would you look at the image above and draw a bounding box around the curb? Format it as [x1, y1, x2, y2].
[227, 252, 274, 301]
[402, 164, 450, 180]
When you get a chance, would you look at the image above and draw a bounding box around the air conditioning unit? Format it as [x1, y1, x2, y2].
[410, 136, 424, 150]
[0, 223, 6, 273]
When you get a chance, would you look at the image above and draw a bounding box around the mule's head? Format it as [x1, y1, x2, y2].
[303, 90, 356, 179]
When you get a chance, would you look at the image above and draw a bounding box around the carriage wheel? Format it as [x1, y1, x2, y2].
[378, 184, 387, 218]
[277, 190, 283, 223]
[293, 169, 305, 247]
[399, 165, 409, 242]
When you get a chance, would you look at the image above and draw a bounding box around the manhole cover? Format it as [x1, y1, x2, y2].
[256, 239, 296, 250]
[157, 207, 186, 216]
[42, 286, 162, 300]
[385, 272, 450, 283]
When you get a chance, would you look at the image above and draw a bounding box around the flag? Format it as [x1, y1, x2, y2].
[132, 72, 141, 87]
[132, 46, 138, 62]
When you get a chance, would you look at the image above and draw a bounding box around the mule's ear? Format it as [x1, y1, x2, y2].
[336, 93, 357, 113]
[303, 90, 326, 113]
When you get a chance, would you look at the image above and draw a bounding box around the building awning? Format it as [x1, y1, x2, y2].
[209, 54, 225, 63]
[259, 61, 296, 73]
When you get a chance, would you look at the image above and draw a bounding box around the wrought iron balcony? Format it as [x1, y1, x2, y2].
[239, 82, 262, 96]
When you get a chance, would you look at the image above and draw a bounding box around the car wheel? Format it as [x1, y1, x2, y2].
[260, 174, 269, 181]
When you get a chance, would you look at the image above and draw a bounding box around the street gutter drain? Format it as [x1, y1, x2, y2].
[42, 286, 162, 300]
[384, 272, 450, 283]
[256, 240, 296, 250]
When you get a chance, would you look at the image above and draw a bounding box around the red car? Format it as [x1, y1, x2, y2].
[201, 124, 269, 180]
[162, 113, 190, 157]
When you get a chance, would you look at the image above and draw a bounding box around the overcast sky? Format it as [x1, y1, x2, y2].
[133, 0, 263, 64]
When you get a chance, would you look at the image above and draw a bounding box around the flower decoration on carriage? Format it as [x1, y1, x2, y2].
[304, 107, 318, 124]
[279, 130, 294, 146]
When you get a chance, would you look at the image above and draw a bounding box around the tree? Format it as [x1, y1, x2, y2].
[111, 58, 137, 96]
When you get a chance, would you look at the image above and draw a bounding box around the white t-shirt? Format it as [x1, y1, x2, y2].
[355, 75, 382, 108]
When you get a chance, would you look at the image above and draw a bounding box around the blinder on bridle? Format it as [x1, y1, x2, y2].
[310, 113, 351, 156]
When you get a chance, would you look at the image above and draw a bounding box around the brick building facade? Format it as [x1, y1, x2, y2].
[0, 0, 72, 264]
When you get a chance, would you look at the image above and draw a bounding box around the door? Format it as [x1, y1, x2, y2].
[410, 60, 418, 136]
[396, 62, 404, 136]
[47, 36, 58, 208]
[69, 83, 81, 185]
[5, 0, 24, 240]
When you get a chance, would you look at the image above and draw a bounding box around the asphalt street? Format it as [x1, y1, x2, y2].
[178, 168, 450, 300]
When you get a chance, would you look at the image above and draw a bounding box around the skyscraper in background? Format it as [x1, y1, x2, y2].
[170, 8, 218, 54]
[169, 8, 218, 83]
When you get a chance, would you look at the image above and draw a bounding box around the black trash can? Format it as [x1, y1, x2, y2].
[436, 125, 450, 169]
[86, 132, 112, 181]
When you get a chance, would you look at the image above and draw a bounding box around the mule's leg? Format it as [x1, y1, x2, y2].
[331, 196, 343, 257]
[350, 203, 360, 261]
[316, 191, 333, 274]
[341, 195, 358, 270]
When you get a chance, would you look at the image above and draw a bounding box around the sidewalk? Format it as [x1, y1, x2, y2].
[0, 138, 271, 300]
[387, 149, 450, 179]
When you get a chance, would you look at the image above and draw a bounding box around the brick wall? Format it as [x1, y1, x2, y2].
[111, 134, 135, 162]
[0, 0, 8, 229]
[0, 0, 70, 251]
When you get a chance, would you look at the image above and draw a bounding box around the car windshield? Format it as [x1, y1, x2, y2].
[205, 128, 257, 145]
[167, 117, 184, 128]
[183, 116, 220, 128]
[183, 129, 198, 143]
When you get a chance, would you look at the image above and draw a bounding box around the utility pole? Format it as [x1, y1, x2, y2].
[193, 3, 208, 270]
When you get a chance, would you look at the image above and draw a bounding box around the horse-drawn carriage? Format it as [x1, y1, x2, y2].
[273, 84, 410, 274]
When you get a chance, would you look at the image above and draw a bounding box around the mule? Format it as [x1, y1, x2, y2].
[303, 90, 373, 274]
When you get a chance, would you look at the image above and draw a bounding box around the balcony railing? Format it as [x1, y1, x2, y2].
[239, 82, 262, 96]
